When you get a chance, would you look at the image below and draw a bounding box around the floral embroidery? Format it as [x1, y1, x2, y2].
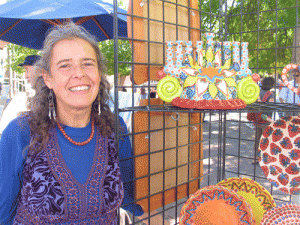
[103, 133, 124, 214]
[19, 150, 65, 218]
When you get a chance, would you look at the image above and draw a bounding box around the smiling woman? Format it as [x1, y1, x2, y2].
[0, 22, 139, 225]
[31, 21, 113, 148]
[43, 38, 102, 128]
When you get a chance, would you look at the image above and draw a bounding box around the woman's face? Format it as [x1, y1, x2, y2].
[23, 65, 35, 86]
[44, 38, 101, 112]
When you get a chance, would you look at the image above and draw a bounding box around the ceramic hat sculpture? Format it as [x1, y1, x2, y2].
[179, 185, 256, 225]
[218, 177, 276, 225]
[156, 33, 260, 109]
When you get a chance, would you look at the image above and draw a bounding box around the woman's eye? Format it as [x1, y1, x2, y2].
[84, 63, 94, 67]
[60, 64, 71, 69]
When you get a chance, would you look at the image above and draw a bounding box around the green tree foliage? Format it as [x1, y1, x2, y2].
[199, 0, 299, 74]
[98, 0, 132, 77]
[199, 0, 225, 33]
[6, 44, 39, 77]
[99, 39, 132, 76]
[227, 0, 298, 73]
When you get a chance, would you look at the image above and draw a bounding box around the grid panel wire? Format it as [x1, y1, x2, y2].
[113, 0, 300, 224]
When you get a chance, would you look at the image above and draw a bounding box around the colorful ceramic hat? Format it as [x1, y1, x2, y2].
[156, 34, 260, 109]
[217, 177, 276, 225]
[260, 203, 300, 225]
[179, 185, 256, 225]
[258, 116, 300, 195]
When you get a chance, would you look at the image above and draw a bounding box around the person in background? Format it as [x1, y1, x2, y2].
[279, 68, 300, 117]
[18, 55, 41, 97]
[140, 86, 147, 99]
[277, 73, 284, 91]
[259, 76, 276, 104]
[149, 87, 157, 98]
[0, 55, 41, 133]
[18, 55, 41, 85]
[0, 22, 143, 224]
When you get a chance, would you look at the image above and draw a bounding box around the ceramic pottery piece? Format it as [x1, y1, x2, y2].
[217, 177, 276, 224]
[260, 204, 300, 225]
[179, 185, 256, 225]
[258, 116, 300, 195]
[281, 64, 300, 95]
[156, 33, 260, 109]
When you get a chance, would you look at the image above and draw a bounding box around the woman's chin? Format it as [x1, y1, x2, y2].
[60, 102, 94, 111]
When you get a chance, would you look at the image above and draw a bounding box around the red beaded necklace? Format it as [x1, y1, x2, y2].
[56, 118, 95, 146]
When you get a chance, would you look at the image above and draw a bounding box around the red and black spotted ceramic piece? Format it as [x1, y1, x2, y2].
[260, 204, 300, 225]
[258, 116, 300, 195]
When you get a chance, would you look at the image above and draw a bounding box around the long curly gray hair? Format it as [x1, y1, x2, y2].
[25, 22, 114, 156]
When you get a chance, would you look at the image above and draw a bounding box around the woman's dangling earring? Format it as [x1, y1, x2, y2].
[48, 89, 56, 120]
[98, 93, 101, 116]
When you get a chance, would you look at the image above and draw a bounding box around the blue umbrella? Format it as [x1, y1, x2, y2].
[0, 0, 127, 49]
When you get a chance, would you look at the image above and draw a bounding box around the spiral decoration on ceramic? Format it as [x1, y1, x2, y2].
[157, 75, 182, 102]
[237, 76, 260, 104]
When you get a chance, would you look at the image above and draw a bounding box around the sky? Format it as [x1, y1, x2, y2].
[103, 0, 129, 9]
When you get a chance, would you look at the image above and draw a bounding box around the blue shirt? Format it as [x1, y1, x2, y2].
[279, 80, 300, 104]
[0, 115, 143, 224]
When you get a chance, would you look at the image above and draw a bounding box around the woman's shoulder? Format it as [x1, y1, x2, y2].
[0, 114, 30, 166]
[1, 113, 30, 138]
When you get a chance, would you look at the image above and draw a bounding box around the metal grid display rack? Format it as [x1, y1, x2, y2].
[113, 0, 300, 224]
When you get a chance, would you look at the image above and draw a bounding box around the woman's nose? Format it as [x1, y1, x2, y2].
[73, 65, 85, 78]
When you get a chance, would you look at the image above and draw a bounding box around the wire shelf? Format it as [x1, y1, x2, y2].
[120, 102, 300, 114]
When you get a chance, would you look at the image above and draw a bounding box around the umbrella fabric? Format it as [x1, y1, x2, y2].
[0, 0, 127, 49]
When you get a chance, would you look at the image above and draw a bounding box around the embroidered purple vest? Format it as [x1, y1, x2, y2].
[13, 127, 124, 225]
